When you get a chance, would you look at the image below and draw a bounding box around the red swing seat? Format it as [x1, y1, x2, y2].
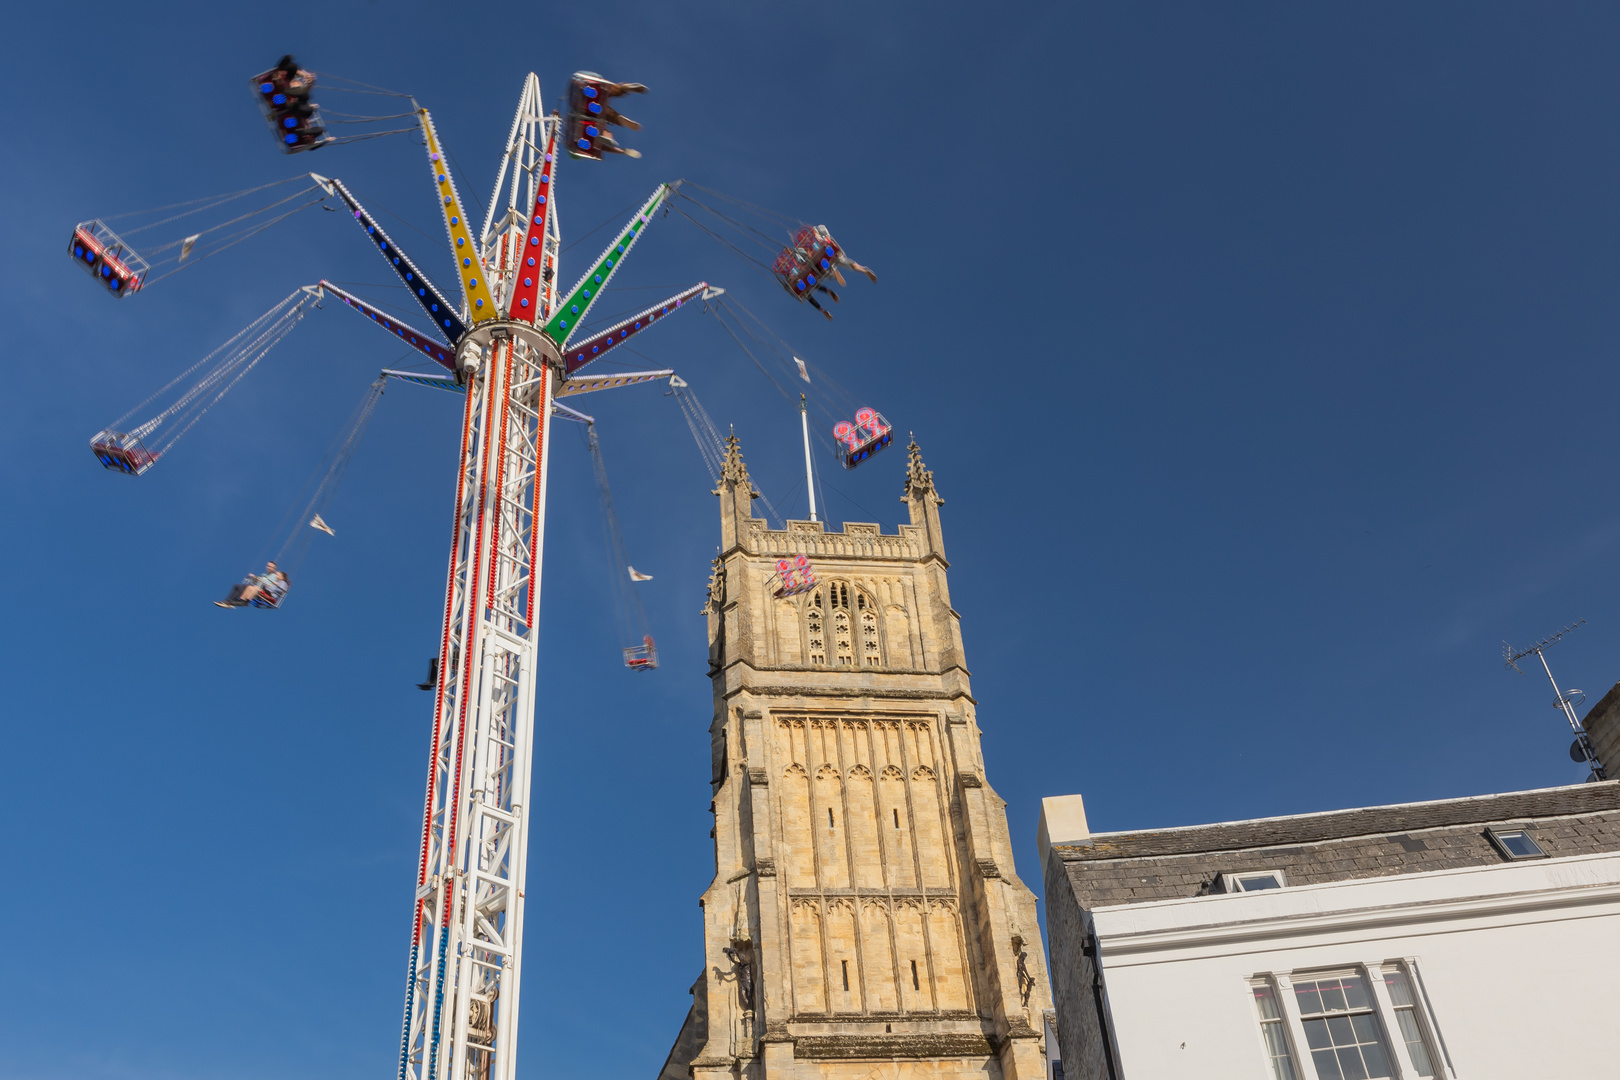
[90, 429, 158, 475]
[68, 221, 148, 297]
[623, 635, 657, 671]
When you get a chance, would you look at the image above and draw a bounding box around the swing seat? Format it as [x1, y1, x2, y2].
[772, 247, 823, 299]
[773, 226, 845, 300]
[218, 581, 285, 609]
[623, 636, 657, 671]
[833, 408, 893, 471]
[252, 67, 328, 153]
[792, 225, 843, 272]
[838, 428, 892, 469]
[69, 221, 148, 297]
[90, 429, 158, 475]
[566, 114, 606, 160]
[773, 555, 818, 597]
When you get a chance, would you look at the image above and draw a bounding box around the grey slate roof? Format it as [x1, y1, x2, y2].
[1050, 781, 1620, 907]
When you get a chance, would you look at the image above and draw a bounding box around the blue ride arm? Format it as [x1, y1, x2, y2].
[328, 178, 468, 344]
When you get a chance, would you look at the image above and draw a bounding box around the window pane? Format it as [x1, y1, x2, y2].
[1295, 985, 1324, 1015]
[1359, 1037, 1393, 1078]
[1499, 831, 1542, 857]
[1396, 1010, 1435, 1077]
[1241, 873, 1283, 890]
[1253, 985, 1281, 1020]
[1311, 1048, 1344, 1080]
[1382, 969, 1413, 1007]
[1261, 1024, 1299, 1080]
[1295, 984, 1397, 1080]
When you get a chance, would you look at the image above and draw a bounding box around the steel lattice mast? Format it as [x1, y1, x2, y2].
[315, 74, 707, 1080]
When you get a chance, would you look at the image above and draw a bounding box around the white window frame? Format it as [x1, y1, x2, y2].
[1381, 959, 1454, 1079]
[1220, 869, 1288, 893]
[1249, 960, 1456, 1080]
[1484, 827, 1547, 860]
[1248, 975, 1303, 1080]
[1288, 967, 1397, 1079]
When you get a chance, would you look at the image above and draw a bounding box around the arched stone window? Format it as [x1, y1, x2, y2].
[804, 584, 883, 668]
[829, 584, 855, 665]
[806, 591, 826, 666]
[834, 613, 854, 665]
[857, 592, 882, 667]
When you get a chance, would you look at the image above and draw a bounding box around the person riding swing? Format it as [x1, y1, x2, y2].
[215, 560, 290, 609]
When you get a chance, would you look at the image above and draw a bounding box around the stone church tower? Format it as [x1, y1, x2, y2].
[659, 436, 1052, 1080]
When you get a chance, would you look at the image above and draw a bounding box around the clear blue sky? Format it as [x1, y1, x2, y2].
[4, 3, 1619, 1078]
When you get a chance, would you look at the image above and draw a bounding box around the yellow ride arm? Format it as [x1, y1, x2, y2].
[419, 109, 498, 324]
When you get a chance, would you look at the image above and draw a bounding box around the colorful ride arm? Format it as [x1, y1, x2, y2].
[556, 369, 676, 397]
[328, 178, 467, 344]
[544, 183, 672, 346]
[419, 109, 498, 325]
[563, 283, 707, 375]
[506, 126, 559, 324]
[381, 368, 464, 393]
[321, 281, 457, 371]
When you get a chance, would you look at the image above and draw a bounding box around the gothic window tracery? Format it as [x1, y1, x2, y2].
[834, 610, 853, 665]
[827, 584, 855, 664]
[807, 591, 826, 665]
[857, 592, 881, 667]
[805, 583, 884, 668]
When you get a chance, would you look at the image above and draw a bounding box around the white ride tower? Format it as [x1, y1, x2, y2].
[361, 74, 705, 1080]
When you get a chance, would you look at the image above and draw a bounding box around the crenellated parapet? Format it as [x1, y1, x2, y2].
[748, 520, 928, 562]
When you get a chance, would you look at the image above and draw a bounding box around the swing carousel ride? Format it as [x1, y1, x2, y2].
[70, 58, 895, 1080]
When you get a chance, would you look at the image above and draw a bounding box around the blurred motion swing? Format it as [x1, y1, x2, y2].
[91, 287, 321, 474]
[585, 421, 657, 670]
[216, 375, 387, 609]
[69, 176, 333, 299]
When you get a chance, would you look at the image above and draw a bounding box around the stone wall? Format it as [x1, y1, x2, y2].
[1041, 859, 1115, 1080]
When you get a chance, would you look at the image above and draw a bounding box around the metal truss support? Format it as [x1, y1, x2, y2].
[399, 77, 560, 1080]
[392, 71, 700, 1080]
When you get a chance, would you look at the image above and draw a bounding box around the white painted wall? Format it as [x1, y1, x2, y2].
[1088, 851, 1620, 1079]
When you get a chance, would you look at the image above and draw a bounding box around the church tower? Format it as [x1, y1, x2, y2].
[659, 436, 1052, 1080]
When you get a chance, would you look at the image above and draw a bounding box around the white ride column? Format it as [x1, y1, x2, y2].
[400, 77, 560, 1080]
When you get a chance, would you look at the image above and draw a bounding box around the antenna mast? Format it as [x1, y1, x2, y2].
[800, 393, 817, 523]
[1503, 619, 1606, 780]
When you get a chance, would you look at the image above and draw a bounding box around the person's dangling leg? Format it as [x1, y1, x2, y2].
[602, 104, 641, 131]
[843, 257, 878, 284]
[597, 132, 643, 159]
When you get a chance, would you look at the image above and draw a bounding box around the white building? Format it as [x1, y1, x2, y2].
[1038, 782, 1620, 1079]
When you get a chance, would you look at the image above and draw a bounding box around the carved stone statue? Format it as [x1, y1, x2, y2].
[723, 945, 755, 1013]
[1016, 943, 1034, 1007]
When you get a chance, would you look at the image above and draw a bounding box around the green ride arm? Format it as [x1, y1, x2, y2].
[544, 184, 670, 346]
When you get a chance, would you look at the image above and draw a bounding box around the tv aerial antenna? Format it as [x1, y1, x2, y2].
[1503, 619, 1606, 780]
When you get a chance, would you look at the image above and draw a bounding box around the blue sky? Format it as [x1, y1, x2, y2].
[5, 2, 1620, 1078]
